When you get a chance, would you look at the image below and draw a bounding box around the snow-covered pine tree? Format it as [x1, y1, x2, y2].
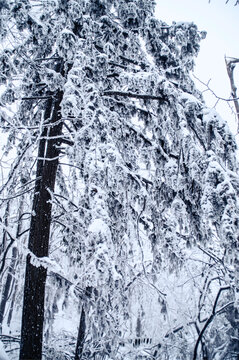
[0, 0, 238, 359]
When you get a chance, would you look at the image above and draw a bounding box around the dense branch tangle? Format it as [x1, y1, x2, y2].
[193, 287, 233, 360]
[0, 1, 238, 360]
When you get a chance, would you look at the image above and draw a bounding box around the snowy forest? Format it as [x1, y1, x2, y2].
[0, 0, 239, 359]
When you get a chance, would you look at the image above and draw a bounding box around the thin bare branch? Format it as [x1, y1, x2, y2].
[0, 186, 34, 201]
[193, 74, 239, 102]
[0, 220, 17, 275]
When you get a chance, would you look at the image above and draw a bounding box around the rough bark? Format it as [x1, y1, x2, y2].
[19, 89, 63, 360]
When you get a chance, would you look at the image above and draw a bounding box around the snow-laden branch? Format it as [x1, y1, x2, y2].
[0, 143, 33, 195]
[0, 186, 34, 201]
[103, 90, 168, 102]
[22, 96, 52, 101]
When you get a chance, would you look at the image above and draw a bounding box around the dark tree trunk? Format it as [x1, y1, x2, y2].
[0, 201, 10, 255]
[75, 287, 95, 359]
[75, 306, 86, 360]
[19, 88, 63, 360]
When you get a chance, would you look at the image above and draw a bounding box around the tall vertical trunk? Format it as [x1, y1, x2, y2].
[19, 89, 63, 360]
[0, 246, 18, 333]
[7, 279, 17, 327]
[0, 201, 10, 255]
[75, 306, 86, 360]
[75, 287, 95, 359]
[0, 195, 25, 333]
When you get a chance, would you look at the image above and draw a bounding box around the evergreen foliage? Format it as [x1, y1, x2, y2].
[0, 1, 238, 359]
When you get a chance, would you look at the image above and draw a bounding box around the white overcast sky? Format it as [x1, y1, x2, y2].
[155, 0, 239, 135]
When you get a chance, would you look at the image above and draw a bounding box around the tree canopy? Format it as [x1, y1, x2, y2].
[0, 1, 238, 359]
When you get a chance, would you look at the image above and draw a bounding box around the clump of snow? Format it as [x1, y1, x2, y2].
[88, 218, 110, 235]
[0, 341, 9, 360]
[180, 91, 201, 104]
[138, 36, 155, 67]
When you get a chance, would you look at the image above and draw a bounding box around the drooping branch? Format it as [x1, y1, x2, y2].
[0, 186, 35, 201]
[22, 96, 52, 101]
[0, 143, 33, 195]
[198, 245, 224, 266]
[103, 90, 168, 102]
